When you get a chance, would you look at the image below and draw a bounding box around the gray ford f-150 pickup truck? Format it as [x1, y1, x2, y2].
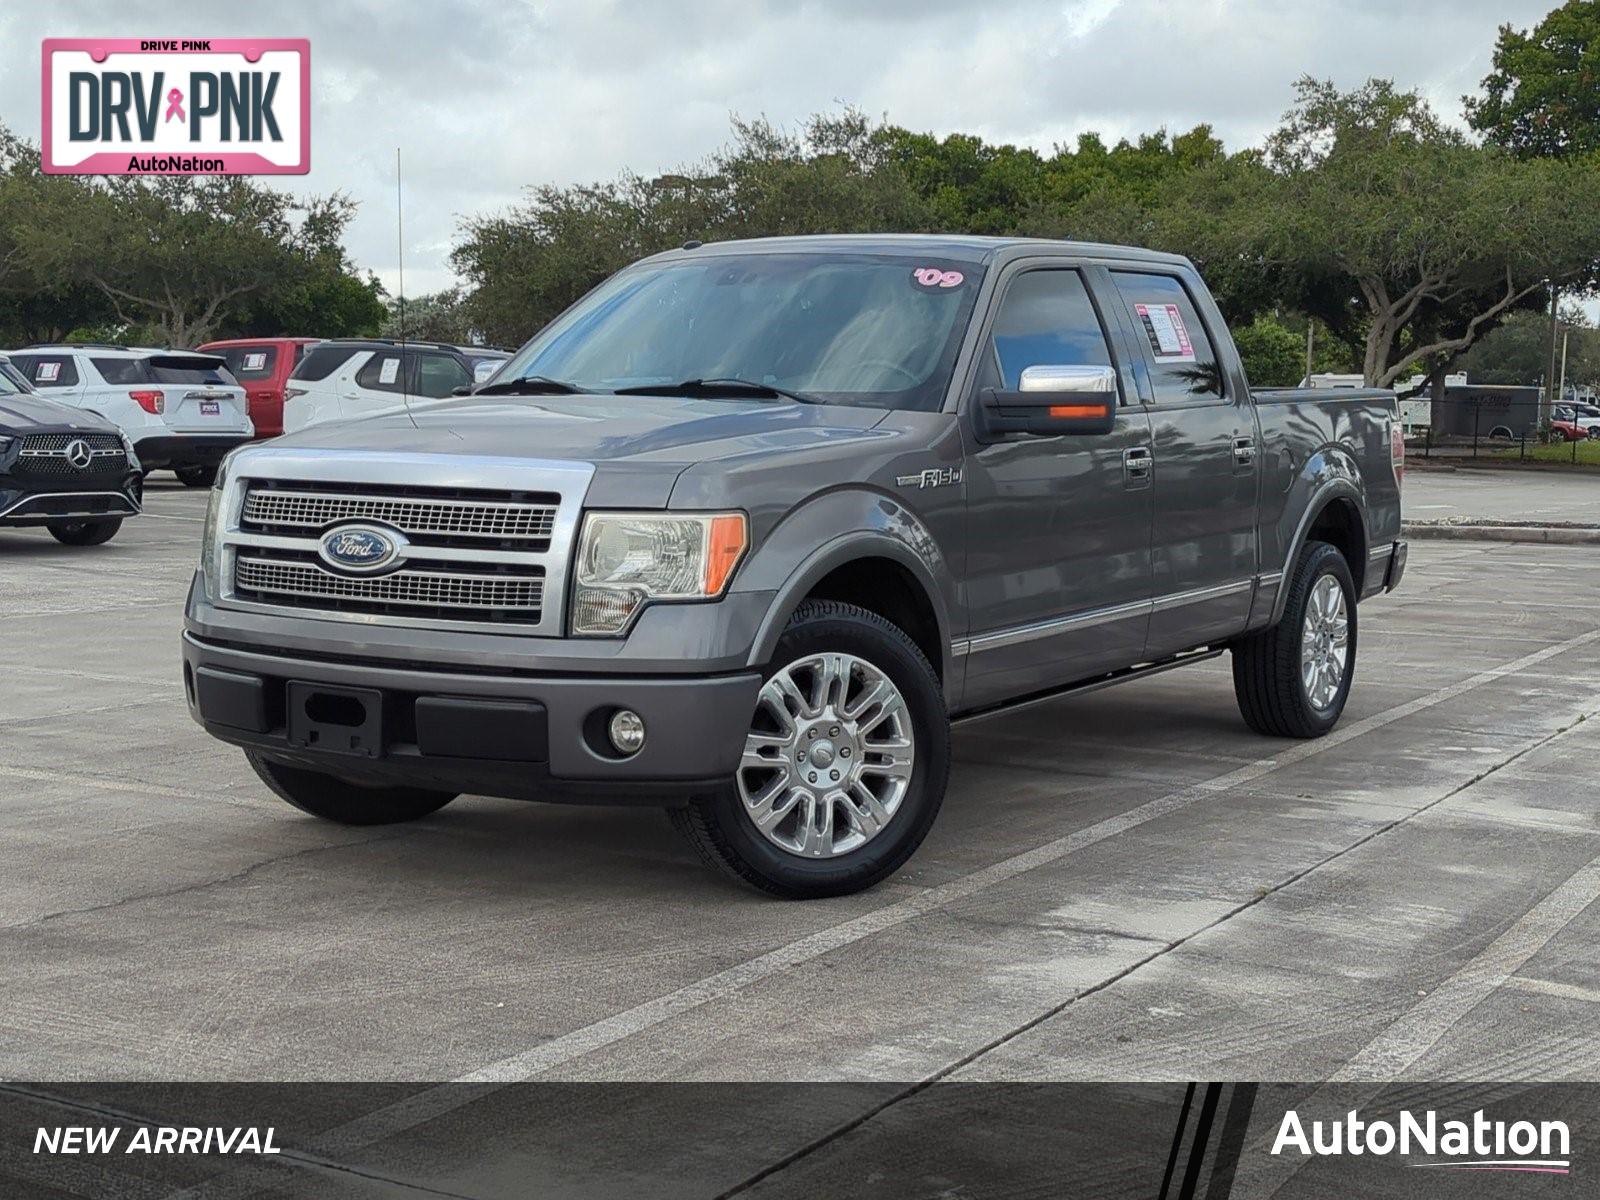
[183, 235, 1405, 898]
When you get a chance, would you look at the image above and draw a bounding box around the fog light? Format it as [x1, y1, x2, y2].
[608, 709, 646, 756]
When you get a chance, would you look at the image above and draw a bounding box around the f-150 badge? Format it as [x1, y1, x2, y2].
[896, 467, 962, 490]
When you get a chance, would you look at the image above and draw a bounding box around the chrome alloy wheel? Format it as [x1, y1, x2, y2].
[737, 652, 916, 858]
[1300, 574, 1350, 711]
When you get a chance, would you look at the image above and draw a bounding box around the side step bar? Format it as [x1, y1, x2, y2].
[952, 647, 1224, 728]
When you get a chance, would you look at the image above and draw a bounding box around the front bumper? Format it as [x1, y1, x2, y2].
[134, 434, 253, 471]
[0, 474, 142, 526]
[182, 631, 762, 805]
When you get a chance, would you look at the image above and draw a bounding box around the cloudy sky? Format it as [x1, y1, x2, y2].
[1, 1, 1556, 298]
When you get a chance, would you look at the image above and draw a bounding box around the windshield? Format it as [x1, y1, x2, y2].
[0, 361, 27, 394]
[496, 252, 984, 411]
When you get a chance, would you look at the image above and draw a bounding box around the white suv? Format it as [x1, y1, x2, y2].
[4, 345, 254, 486]
[282, 340, 477, 433]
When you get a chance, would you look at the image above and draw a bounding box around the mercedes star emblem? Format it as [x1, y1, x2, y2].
[64, 439, 93, 470]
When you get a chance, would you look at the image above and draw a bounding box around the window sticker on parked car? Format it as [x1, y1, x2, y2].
[378, 358, 400, 385]
[1134, 302, 1196, 362]
[36, 361, 60, 382]
[912, 267, 965, 289]
[243, 352, 267, 372]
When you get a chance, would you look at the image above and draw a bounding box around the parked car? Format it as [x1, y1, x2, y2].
[281, 339, 478, 432]
[460, 347, 511, 384]
[197, 337, 321, 438]
[1551, 414, 1586, 442]
[0, 353, 142, 546]
[4, 345, 253, 486]
[184, 235, 1405, 898]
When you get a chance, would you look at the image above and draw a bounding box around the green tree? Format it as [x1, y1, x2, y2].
[1467, 1, 1600, 157]
[1232, 314, 1307, 387]
[381, 287, 475, 342]
[1255, 78, 1600, 387]
[1462, 305, 1600, 389]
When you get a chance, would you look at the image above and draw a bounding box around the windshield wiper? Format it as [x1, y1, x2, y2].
[613, 377, 823, 405]
[472, 376, 588, 396]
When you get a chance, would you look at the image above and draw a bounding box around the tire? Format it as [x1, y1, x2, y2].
[47, 518, 122, 546]
[669, 599, 951, 899]
[1587, 427, 1600, 441]
[245, 749, 458, 825]
[175, 464, 218, 487]
[1489, 426, 1514, 441]
[1231, 540, 1357, 739]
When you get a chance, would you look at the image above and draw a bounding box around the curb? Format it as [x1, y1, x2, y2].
[1404, 522, 1600, 546]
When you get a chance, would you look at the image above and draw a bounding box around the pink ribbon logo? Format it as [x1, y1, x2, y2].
[164, 88, 185, 123]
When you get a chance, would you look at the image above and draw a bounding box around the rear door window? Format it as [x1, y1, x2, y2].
[413, 352, 473, 398]
[355, 351, 405, 393]
[290, 345, 360, 382]
[1109, 271, 1225, 403]
[10, 355, 79, 388]
[982, 269, 1118, 394]
[216, 346, 278, 380]
[91, 357, 150, 385]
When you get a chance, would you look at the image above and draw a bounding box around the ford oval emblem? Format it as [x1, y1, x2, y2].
[318, 524, 403, 574]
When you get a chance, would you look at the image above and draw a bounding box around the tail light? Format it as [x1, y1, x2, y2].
[1390, 420, 1405, 490]
[130, 390, 164, 415]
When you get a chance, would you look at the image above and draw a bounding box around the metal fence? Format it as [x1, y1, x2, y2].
[1404, 395, 1597, 464]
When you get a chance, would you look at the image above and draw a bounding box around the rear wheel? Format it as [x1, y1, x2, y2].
[245, 750, 458, 825]
[47, 518, 122, 546]
[670, 599, 950, 898]
[175, 464, 218, 487]
[1232, 540, 1356, 738]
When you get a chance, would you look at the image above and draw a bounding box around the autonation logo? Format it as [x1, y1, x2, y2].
[1273, 1108, 1571, 1175]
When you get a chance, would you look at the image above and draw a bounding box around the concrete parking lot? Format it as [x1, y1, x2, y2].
[3, 477, 1600, 1099]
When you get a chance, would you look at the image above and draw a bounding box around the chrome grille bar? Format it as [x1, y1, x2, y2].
[235, 556, 544, 617]
[242, 487, 557, 542]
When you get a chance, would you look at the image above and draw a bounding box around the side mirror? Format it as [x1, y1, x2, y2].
[977, 364, 1118, 441]
[450, 384, 472, 397]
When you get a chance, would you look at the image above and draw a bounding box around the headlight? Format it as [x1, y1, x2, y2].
[0, 435, 14, 457]
[571, 511, 747, 635]
[198, 453, 239, 600]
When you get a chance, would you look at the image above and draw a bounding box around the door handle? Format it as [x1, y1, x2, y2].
[1232, 436, 1256, 468]
[1123, 445, 1152, 487]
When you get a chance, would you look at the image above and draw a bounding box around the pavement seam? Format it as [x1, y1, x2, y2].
[1, 831, 415, 933]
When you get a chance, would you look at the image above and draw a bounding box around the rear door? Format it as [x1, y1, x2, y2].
[148, 354, 251, 433]
[9, 354, 86, 404]
[959, 262, 1155, 709]
[1104, 269, 1259, 656]
[212, 343, 281, 436]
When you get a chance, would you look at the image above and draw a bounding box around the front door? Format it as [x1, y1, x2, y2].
[960, 265, 1155, 710]
[1104, 269, 1259, 656]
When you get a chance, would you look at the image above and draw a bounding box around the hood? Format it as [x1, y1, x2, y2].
[0, 394, 119, 435]
[273, 394, 894, 464]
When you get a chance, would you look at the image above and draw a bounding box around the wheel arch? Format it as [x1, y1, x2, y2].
[1270, 480, 1370, 626]
[741, 497, 954, 688]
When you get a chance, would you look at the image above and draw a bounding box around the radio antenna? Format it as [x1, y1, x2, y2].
[396, 146, 410, 413]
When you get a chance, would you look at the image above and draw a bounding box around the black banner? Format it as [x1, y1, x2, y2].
[1, 1081, 1589, 1198]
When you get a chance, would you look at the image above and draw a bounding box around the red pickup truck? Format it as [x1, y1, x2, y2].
[197, 338, 321, 438]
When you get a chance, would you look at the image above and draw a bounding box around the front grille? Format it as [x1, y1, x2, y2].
[13, 433, 129, 484]
[242, 483, 558, 549]
[235, 554, 545, 624]
[20, 433, 123, 454]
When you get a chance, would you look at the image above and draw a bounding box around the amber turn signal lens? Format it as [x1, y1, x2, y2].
[1047, 403, 1109, 418]
[703, 513, 748, 596]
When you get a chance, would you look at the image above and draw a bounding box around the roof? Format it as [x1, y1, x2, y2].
[198, 337, 322, 349]
[641, 232, 1192, 268]
[13, 345, 221, 359]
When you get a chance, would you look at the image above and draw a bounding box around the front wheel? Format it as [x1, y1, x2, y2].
[47, 518, 122, 546]
[175, 464, 218, 487]
[1232, 540, 1357, 738]
[670, 600, 951, 899]
[245, 750, 458, 825]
